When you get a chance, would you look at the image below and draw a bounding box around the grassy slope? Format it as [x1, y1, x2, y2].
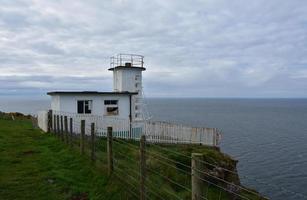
[0, 118, 128, 200]
[0, 117, 263, 200]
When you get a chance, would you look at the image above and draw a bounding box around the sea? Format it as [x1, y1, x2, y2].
[1, 98, 306, 200]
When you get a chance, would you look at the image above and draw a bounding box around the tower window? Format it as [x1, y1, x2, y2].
[135, 75, 141, 81]
[77, 100, 92, 114]
[104, 100, 119, 115]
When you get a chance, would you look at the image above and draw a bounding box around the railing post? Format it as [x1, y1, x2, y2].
[56, 115, 60, 138]
[70, 118, 73, 147]
[80, 120, 85, 154]
[192, 153, 205, 200]
[64, 116, 68, 144]
[107, 127, 113, 175]
[60, 116, 64, 142]
[47, 109, 52, 133]
[53, 115, 56, 133]
[140, 135, 146, 200]
[91, 123, 95, 162]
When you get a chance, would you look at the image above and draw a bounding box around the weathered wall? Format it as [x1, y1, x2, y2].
[50, 94, 131, 120]
[37, 110, 48, 132]
[113, 68, 142, 93]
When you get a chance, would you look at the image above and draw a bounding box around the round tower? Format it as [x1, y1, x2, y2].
[108, 54, 146, 121]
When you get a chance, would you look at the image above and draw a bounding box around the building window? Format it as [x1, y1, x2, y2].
[104, 100, 118, 105]
[77, 100, 92, 114]
[104, 100, 119, 115]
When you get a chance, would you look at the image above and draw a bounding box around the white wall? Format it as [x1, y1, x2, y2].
[112, 68, 144, 121]
[113, 68, 142, 93]
[38, 110, 48, 132]
[51, 94, 131, 120]
[51, 95, 60, 110]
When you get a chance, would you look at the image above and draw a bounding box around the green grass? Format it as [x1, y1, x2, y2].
[0, 118, 130, 200]
[0, 117, 265, 200]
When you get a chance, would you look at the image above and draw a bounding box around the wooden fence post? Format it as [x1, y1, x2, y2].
[47, 109, 52, 133]
[107, 127, 113, 175]
[56, 115, 60, 138]
[91, 123, 95, 162]
[140, 135, 146, 200]
[192, 153, 205, 200]
[60, 116, 64, 142]
[70, 118, 73, 147]
[80, 120, 85, 154]
[64, 116, 68, 144]
[53, 115, 56, 133]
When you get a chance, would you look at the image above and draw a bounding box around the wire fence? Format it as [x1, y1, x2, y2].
[43, 110, 273, 200]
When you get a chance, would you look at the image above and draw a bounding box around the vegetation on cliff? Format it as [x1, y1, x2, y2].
[0, 113, 264, 199]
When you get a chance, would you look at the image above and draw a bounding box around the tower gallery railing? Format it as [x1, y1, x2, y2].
[110, 54, 144, 68]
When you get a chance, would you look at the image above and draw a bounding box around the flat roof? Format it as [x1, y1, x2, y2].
[47, 91, 138, 95]
[108, 66, 146, 71]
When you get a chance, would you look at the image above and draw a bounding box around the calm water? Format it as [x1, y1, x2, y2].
[1, 98, 307, 200]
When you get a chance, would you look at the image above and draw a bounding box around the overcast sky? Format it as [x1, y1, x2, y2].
[1, 0, 307, 98]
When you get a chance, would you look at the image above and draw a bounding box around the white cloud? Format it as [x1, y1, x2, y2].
[0, 0, 307, 97]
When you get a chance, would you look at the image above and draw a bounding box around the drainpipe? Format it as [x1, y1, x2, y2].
[129, 94, 132, 138]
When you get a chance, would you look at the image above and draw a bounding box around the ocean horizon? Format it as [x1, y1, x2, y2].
[1, 97, 307, 200]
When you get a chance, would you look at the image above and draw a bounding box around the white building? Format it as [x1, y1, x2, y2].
[38, 53, 220, 146]
[48, 54, 146, 122]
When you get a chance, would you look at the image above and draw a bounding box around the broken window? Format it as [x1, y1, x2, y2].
[77, 100, 92, 114]
[104, 100, 119, 115]
[106, 107, 119, 115]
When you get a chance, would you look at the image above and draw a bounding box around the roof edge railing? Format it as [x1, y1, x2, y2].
[110, 53, 144, 68]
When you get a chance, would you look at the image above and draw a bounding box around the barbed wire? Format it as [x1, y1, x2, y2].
[114, 154, 189, 200]
[146, 152, 191, 176]
[143, 173, 183, 200]
[113, 157, 140, 178]
[113, 162, 162, 200]
[145, 143, 256, 199]
[113, 135, 245, 200]
[49, 114, 307, 200]
[194, 172, 252, 200]
[144, 185, 166, 200]
[112, 170, 140, 199]
[113, 138, 140, 150]
[113, 146, 140, 165]
[146, 166, 192, 193]
[147, 148, 260, 197]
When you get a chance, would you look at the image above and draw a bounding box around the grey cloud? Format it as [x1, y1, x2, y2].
[0, 75, 112, 93]
[0, 0, 307, 98]
[31, 41, 65, 55]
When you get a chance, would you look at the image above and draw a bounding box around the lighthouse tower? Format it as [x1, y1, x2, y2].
[108, 54, 146, 121]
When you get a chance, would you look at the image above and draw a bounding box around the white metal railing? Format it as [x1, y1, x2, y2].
[110, 54, 144, 68]
[144, 121, 220, 146]
[39, 110, 221, 146]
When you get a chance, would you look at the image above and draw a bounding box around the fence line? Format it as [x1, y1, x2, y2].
[144, 121, 220, 146]
[39, 110, 221, 146]
[37, 110, 278, 200]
